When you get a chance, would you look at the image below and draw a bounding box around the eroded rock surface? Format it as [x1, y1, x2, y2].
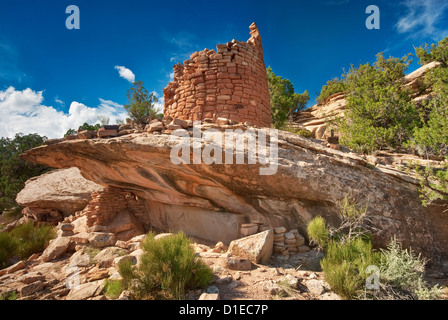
[16, 167, 104, 216]
[20, 126, 448, 265]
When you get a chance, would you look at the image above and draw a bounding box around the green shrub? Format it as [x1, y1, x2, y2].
[378, 237, 443, 300]
[0, 232, 19, 269]
[267, 66, 310, 129]
[316, 78, 346, 105]
[10, 221, 56, 260]
[103, 279, 124, 299]
[0, 291, 18, 300]
[118, 231, 213, 300]
[339, 53, 419, 153]
[281, 126, 313, 138]
[321, 237, 381, 299]
[306, 216, 329, 249]
[124, 80, 159, 127]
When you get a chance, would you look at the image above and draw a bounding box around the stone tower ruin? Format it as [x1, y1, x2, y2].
[163, 23, 271, 127]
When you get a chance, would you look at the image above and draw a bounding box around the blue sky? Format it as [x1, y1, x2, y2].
[1, 0, 447, 138]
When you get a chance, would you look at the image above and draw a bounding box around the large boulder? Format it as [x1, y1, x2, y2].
[228, 230, 274, 264]
[16, 168, 104, 216]
[40, 236, 72, 262]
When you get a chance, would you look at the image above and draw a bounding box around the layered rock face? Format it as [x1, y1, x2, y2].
[163, 23, 271, 127]
[21, 128, 448, 265]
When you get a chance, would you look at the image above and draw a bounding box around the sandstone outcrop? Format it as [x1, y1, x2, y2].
[16, 168, 104, 217]
[20, 126, 448, 265]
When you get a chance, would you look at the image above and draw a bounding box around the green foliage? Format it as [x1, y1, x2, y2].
[0, 222, 55, 268]
[0, 291, 18, 300]
[118, 231, 213, 300]
[103, 279, 124, 299]
[63, 129, 77, 138]
[410, 38, 448, 206]
[280, 125, 313, 138]
[124, 80, 159, 127]
[307, 197, 443, 300]
[321, 237, 381, 299]
[267, 66, 310, 129]
[316, 78, 347, 105]
[0, 133, 49, 213]
[64, 122, 102, 138]
[339, 53, 419, 153]
[10, 221, 56, 260]
[0, 232, 19, 269]
[415, 37, 448, 66]
[377, 237, 443, 300]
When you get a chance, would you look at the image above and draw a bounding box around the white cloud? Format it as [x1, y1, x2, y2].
[396, 0, 448, 40]
[0, 87, 128, 139]
[114, 66, 136, 83]
[150, 91, 164, 114]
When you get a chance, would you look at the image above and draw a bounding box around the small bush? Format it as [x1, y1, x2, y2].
[0, 232, 19, 269]
[321, 237, 381, 299]
[0, 222, 55, 268]
[0, 291, 18, 300]
[103, 279, 124, 299]
[378, 237, 443, 300]
[316, 78, 346, 105]
[118, 231, 213, 300]
[307, 216, 329, 249]
[10, 221, 56, 260]
[281, 126, 313, 138]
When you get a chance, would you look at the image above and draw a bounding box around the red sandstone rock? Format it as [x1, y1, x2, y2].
[163, 23, 270, 127]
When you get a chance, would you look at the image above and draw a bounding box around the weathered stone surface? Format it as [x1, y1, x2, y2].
[16, 168, 104, 216]
[106, 210, 145, 241]
[146, 121, 164, 132]
[66, 281, 103, 300]
[3, 261, 26, 275]
[199, 293, 220, 300]
[304, 279, 326, 296]
[97, 129, 118, 138]
[224, 257, 253, 271]
[93, 247, 126, 268]
[41, 236, 72, 262]
[68, 250, 92, 268]
[19, 280, 45, 297]
[22, 207, 63, 223]
[78, 130, 93, 139]
[228, 230, 273, 264]
[87, 232, 116, 248]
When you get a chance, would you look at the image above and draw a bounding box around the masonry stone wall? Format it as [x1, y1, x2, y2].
[79, 186, 147, 240]
[163, 23, 271, 127]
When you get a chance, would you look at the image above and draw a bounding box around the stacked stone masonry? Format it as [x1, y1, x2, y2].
[273, 227, 305, 257]
[163, 23, 271, 127]
[79, 187, 147, 240]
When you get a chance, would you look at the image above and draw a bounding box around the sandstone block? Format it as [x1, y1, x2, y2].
[224, 257, 252, 271]
[87, 232, 116, 248]
[228, 230, 273, 264]
[274, 227, 286, 234]
[41, 236, 72, 262]
[97, 129, 117, 138]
